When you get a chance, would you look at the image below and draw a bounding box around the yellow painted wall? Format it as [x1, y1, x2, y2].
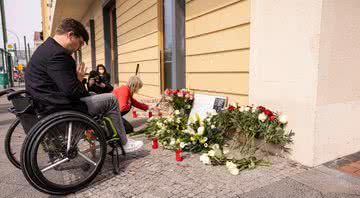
[185, 0, 250, 105]
[116, 0, 161, 99]
[41, 0, 50, 40]
[80, 1, 105, 72]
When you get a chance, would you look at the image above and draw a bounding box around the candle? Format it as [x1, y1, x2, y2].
[148, 111, 153, 118]
[152, 138, 158, 149]
[176, 149, 183, 161]
[132, 110, 137, 118]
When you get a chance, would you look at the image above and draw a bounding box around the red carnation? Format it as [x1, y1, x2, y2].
[264, 109, 274, 117]
[228, 105, 235, 111]
[258, 106, 266, 112]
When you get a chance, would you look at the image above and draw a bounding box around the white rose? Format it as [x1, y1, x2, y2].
[223, 147, 230, 155]
[170, 138, 176, 146]
[211, 125, 216, 129]
[226, 161, 237, 169]
[252, 107, 256, 113]
[229, 167, 240, 175]
[200, 154, 211, 165]
[157, 122, 163, 127]
[206, 118, 211, 122]
[212, 144, 220, 150]
[162, 141, 167, 146]
[167, 117, 173, 122]
[174, 110, 180, 115]
[239, 106, 245, 112]
[258, 113, 267, 122]
[156, 130, 162, 136]
[232, 102, 238, 108]
[279, 114, 288, 124]
[211, 112, 218, 116]
[197, 126, 205, 136]
[208, 150, 215, 157]
[176, 118, 181, 123]
[204, 143, 208, 148]
[203, 137, 208, 142]
[244, 107, 250, 112]
[186, 105, 191, 109]
[180, 142, 186, 148]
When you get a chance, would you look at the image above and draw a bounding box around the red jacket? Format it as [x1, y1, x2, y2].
[112, 85, 149, 113]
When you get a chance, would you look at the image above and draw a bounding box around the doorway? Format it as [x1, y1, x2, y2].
[103, 0, 119, 84]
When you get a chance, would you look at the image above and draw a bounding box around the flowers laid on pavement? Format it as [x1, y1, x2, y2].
[144, 89, 294, 175]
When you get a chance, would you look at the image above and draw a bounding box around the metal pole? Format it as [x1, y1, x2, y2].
[13, 43, 17, 64]
[24, 36, 28, 65]
[27, 43, 31, 60]
[0, 0, 7, 51]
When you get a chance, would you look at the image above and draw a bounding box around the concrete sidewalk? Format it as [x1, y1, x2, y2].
[0, 89, 359, 198]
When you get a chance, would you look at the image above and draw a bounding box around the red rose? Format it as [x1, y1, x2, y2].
[270, 115, 277, 121]
[258, 106, 266, 112]
[172, 90, 179, 94]
[264, 109, 274, 117]
[228, 105, 235, 111]
[164, 89, 171, 96]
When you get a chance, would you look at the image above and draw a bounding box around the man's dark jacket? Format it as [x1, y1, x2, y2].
[25, 37, 89, 113]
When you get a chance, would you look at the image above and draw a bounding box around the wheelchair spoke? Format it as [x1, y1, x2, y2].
[41, 158, 69, 173]
[78, 152, 97, 166]
[67, 122, 73, 152]
[71, 123, 87, 147]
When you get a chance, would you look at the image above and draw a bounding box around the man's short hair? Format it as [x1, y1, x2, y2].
[55, 18, 89, 44]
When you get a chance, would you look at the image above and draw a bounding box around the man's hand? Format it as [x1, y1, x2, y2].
[76, 62, 86, 81]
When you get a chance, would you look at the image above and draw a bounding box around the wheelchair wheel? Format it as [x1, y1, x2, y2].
[4, 118, 25, 169]
[21, 111, 107, 195]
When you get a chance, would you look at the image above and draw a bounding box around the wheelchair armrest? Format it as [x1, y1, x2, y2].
[0, 88, 15, 97]
[7, 90, 31, 100]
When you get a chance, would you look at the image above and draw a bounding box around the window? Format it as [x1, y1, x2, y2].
[163, 0, 185, 89]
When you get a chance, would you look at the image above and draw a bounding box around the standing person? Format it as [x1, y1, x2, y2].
[112, 76, 152, 133]
[96, 64, 111, 84]
[25, 18, 143, 152]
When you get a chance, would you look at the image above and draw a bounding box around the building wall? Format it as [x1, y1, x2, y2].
[185, 0, 250, 105]
[94, 5, 105, 66]
[250, 0, 323, 166]
[116, 0, 161, 98]
[41, 0, 50, 40]
[314, 0, 360, 165]
[80, 1, 104, 72]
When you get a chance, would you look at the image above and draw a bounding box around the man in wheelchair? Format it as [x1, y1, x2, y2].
[25, 18, 143, 153]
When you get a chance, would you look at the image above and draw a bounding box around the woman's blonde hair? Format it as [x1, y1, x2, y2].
[127, 75, 143, 94]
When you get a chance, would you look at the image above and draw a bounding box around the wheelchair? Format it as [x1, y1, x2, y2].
[0, 89, 126, 195]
